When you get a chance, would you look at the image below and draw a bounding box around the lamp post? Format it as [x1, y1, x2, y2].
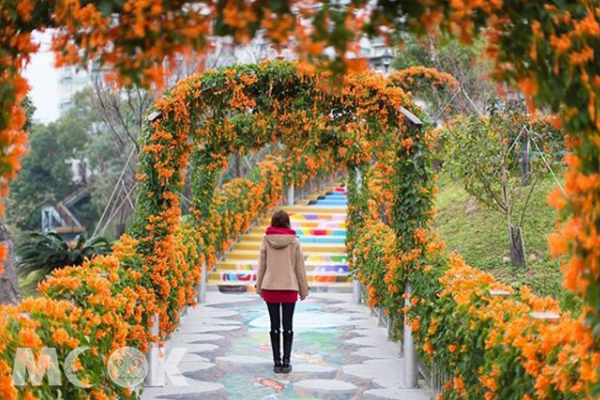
[398, 106, 423, 389]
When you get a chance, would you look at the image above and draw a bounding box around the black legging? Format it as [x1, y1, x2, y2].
[266, 302, 296, 333]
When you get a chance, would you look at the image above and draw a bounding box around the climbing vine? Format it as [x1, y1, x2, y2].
[3, 2, 600, 339]
[389, 67, 459, 97]
[348, 154, 443, 332]
[0, 58, 432, 400]
[130, 60, 424, 337]
[391, 0, 600, 342]
[3, 0, 600, 397]
[407, 252, 600, 400]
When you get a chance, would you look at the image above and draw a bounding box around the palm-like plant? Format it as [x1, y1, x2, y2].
[17, 232, 112, 279]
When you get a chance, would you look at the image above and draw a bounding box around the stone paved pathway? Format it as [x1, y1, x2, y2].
[142, 293, 432, 400]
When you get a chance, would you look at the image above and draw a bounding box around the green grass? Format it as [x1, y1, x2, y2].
[433, 171, 581, 312]
[19, 270, 43, 297]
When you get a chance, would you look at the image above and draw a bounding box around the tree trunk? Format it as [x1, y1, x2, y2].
[0, 221, 20, 304]
[509, 224, 527, 268]
[520, 131, 531, 185]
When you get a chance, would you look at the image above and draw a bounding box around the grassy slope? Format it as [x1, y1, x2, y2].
[433, 172, 580, 311]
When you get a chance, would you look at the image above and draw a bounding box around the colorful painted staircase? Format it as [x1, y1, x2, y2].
[208, 184, 352, 293]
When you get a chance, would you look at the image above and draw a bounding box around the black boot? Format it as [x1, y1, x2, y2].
[282, 330, 294, 374]
[269, 331, 283, 373]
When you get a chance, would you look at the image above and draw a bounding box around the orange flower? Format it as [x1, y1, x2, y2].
[548, 232, 567, 258]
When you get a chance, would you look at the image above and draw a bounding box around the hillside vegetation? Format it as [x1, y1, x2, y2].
[433, 172, 580, 311]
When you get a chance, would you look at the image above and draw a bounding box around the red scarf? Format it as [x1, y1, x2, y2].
[266, 226, 296, 235]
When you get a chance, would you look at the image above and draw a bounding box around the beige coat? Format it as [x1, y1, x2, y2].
[256, 234, 309, 298]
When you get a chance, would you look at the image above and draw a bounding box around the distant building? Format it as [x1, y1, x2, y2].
[361, 38, 394, 74]
[58, 36, 389, 117]
[235, 36, 297, 64]
[58, 66, 90, 115]
[204, 35, 297, 68]
[58, 62, 104, 115]
[166, 35, 298, 88]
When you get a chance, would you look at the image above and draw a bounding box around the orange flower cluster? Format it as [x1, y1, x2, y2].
[366, 157, 397, 222]
[0, 71, 29, 276]
[389, 67, 459, 96]
[391, 0, 600, 350]
[411, 252, 600, 400]
[349, 151, 440, 326]
[134, 61, 387, 337]
[549, 148, 600, 310]
[0, 237, 158, 399]
[196, 157, 286, 268]
[2, 1, 600, 359]
[352, 218, 400, 310]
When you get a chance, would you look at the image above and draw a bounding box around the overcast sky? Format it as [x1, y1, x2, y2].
[22, 31, 60, 124]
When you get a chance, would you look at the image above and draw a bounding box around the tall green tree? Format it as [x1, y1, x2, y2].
[6, 100, 91, 231]
[440, 104, 563, 267]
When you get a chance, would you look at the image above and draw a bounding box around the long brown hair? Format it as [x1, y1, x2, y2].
[270, 209, 291, 229]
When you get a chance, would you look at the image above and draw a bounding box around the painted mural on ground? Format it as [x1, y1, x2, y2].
[208, 298, 360, 400]
[142, 294, 430, 400]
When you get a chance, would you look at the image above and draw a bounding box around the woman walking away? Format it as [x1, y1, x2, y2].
[256, 209, 309, 374]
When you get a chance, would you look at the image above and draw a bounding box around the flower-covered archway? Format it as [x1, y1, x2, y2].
[130, 60, 435, 334]
[3, 2, 600, 337]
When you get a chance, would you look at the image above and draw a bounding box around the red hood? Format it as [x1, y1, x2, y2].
[266, 227, 296, 236]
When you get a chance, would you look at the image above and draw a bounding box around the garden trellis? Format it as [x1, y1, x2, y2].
[2, 1, 600, 399]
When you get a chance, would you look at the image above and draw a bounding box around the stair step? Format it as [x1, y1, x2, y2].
[208, 280, 352, 292]
[231, 242, 347, 252]
[298, 236, 348, 244]
[207, 281, 353, 293]
[225, 250, 347, 260]
[311, 199, 347, 204]
[220, 254, 349, 264]
[257, 219, 347, 228]
[209, 271, 351, 283]
[241, 233, 346, 243]
[250, 227, 347, 235]
[213, 262, 349, 272]
[217, 258, 348, 270]
[284, 207, 348, 215]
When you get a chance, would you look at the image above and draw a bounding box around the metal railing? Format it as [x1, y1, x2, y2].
[355, 281, 449, 395]
[417, 358, 449, 396]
